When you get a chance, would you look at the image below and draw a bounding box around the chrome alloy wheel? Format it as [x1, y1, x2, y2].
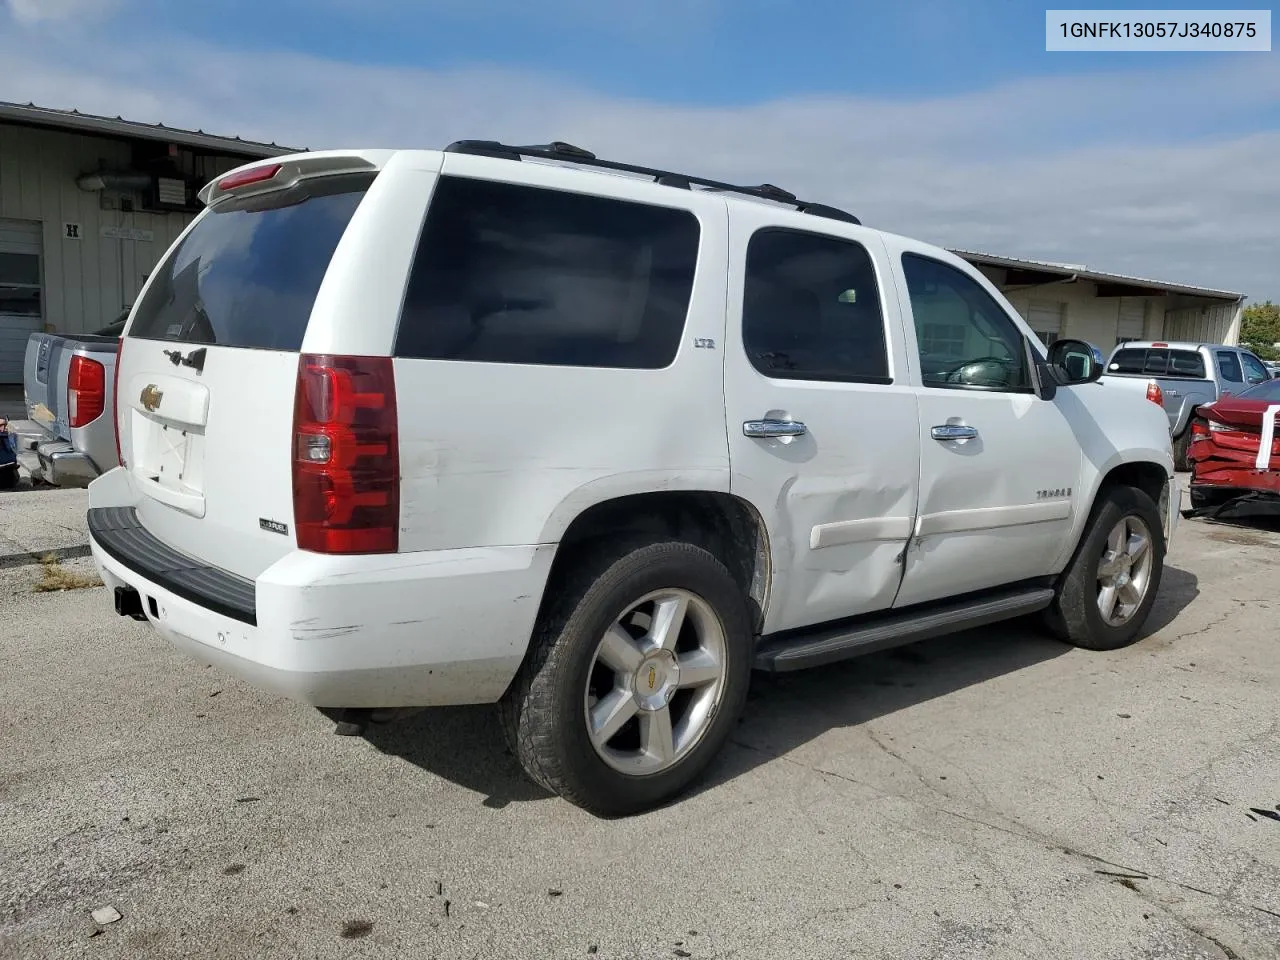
[1096, 515, 1155, 627]
[583, 589, 729, 775]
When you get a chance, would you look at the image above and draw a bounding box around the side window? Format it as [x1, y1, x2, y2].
[1241, 352, 1270, 385]
[742, 228, 890, 383]
[1215, 350, 1244, 384]
[901, 253, 1030, 391]
[396, 177, 700, 369]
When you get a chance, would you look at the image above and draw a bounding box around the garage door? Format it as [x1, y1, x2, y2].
[1026, 301, 1064, 346]
[0, 219, 43, 384]
[1117, 299, 1146, 343]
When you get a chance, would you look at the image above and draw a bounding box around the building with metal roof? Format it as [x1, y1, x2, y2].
[952, 249, 1245, 353]
[0, 101, 300, 382]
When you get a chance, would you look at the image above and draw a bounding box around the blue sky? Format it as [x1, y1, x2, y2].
[62, 0, 1273, 107]
[1, 0, 1277, 299]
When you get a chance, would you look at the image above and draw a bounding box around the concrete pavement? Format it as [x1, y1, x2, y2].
[0, 487, 89, 567]
[1, 512, 1277, 959]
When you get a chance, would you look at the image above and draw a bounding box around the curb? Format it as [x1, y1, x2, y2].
[0, 543, 93, 570]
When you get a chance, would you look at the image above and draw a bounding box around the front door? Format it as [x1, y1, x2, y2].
[724, 210, 920, 634]
[884, 244, 1082, 608]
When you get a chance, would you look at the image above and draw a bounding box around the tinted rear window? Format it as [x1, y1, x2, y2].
[129, 174, 371, 350]
[395, 176, 700, 369]
[1169, 350, 1206, 376]
[1107, 348, 1205, 378]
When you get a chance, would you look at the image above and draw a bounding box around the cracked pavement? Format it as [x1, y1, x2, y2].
[1, 509, 1278, 960]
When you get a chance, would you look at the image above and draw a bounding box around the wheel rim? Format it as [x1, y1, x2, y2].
[583, 588, 729, 776]
[1096, 515, 1155, 627]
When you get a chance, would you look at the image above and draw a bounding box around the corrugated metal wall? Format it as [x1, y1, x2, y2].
[1164, 303, 1239, 344]
[0, 122, 246, 339]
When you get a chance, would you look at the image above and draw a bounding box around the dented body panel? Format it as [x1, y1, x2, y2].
[1189, 395, 1280, 505]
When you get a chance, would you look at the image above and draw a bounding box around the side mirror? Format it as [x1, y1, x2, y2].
[1048, 338, 1103, 385]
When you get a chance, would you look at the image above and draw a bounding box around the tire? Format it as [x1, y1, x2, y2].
[500, 539, 753, 817]
[1172, 427, 1192, 473]
[1042, 484, 1165, 651]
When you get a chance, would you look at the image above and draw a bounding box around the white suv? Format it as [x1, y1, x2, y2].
[88, 141, 1178, 815]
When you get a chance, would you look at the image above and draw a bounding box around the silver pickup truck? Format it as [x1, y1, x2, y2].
[1101, 340, 1272, 470]
[12, 311, 125, 487]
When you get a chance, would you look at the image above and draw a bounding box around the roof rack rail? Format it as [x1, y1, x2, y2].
[443, 139, 861, 226]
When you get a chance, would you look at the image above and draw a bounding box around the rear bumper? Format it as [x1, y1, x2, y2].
[7, 418, 50, 451]
[87, 506, 555, 708]
[1189, 437, 1280, 496]
[7, 420, 102, 485]
[36, 441, 101, 486]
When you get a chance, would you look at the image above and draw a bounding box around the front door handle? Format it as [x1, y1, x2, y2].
[744, 418, 807, 438]
[930, 424, 978, 441]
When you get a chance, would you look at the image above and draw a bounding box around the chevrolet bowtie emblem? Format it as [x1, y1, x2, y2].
[140, 384, 163, 412]
[647, 665, 657, 691]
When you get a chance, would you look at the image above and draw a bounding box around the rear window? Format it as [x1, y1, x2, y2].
[395, 176, 700, 369]
[129, 174, 372, 350]
[1107, 347, 1206, 378]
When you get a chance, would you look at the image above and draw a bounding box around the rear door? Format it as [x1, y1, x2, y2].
[115, 153, 406, 579]
[723, 209, 920, 634]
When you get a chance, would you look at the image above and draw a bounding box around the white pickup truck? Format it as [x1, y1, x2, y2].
[88, 142, 1178, 815]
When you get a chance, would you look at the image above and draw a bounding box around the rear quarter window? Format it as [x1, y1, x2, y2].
[395, 177, 701, 369]
[129, 174, 372, 351]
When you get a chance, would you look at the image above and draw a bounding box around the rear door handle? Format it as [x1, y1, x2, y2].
[930, 424, 978, 441]
[744, 419, 807, 438]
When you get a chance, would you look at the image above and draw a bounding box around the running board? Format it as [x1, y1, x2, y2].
[753, 586, 1056, 673]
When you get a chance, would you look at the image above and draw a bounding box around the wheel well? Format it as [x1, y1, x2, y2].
[1099, 461, 1167, 509]
[549, 491, 770, 630]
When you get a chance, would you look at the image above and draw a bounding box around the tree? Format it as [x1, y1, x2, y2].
[1240, 301, 1280, 360]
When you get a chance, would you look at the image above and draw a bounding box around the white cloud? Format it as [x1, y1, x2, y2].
[5, 0, 117, 24]
[0, 25, 1276, 301]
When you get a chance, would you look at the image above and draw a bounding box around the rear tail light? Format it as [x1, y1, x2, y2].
[68, 355, 106, 428]
[292, 354, 399, 554]
[1145, 381, 1163, 406]
[113, 338, 124, 466]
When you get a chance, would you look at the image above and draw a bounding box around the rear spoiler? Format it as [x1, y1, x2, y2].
[198, 150, 396, 207]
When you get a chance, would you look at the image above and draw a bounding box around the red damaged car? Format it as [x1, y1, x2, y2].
[1187, 377, 1280, 516]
